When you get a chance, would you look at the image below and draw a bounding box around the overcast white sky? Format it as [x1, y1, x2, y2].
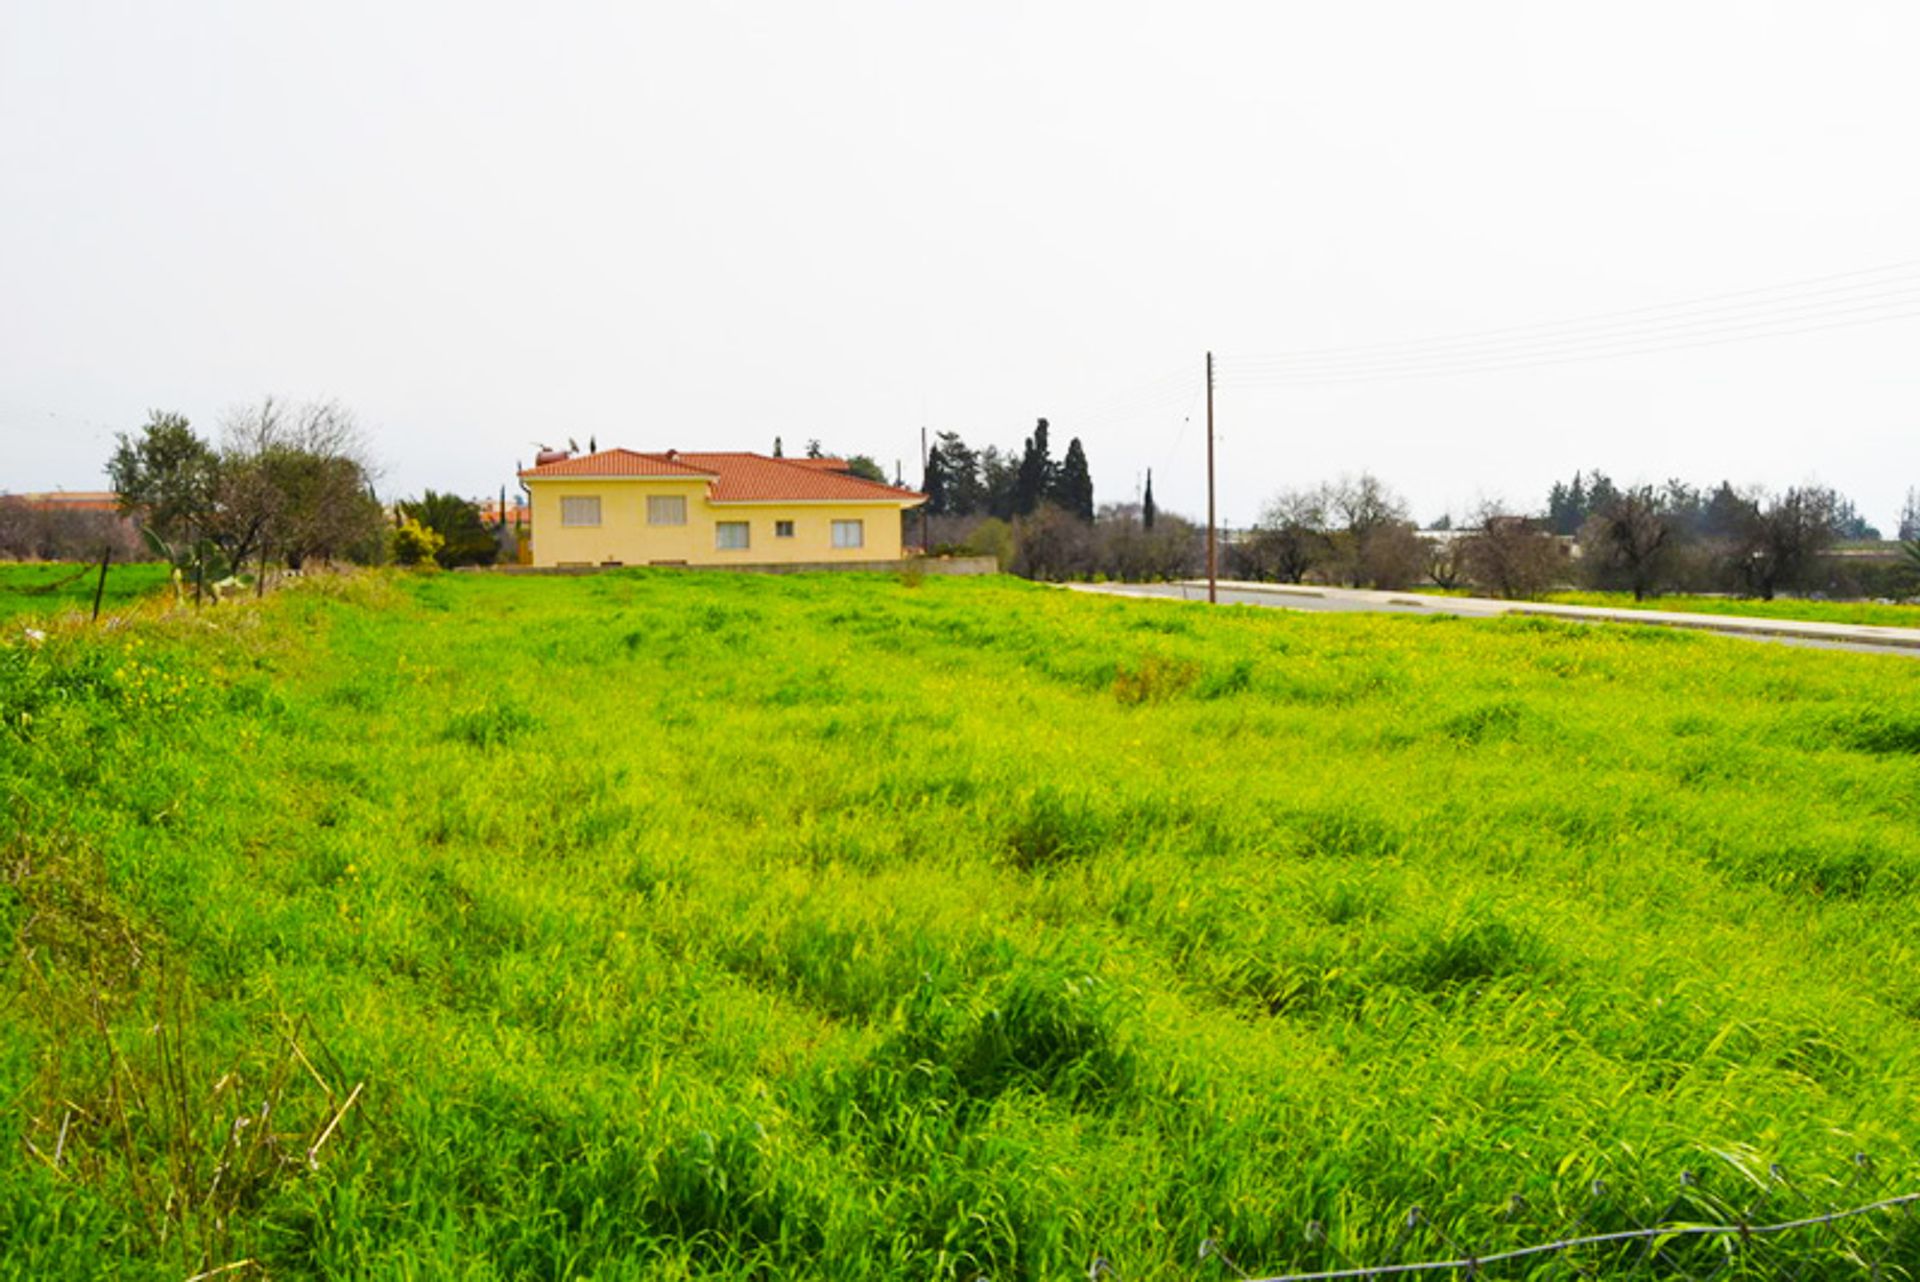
[4, 2, 1917, 529]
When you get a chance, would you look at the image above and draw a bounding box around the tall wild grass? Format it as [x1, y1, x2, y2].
[2, 569, 1918, 1277]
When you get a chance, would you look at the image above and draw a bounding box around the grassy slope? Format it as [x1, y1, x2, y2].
[4, 571, 1920, 1278]
[0, 561, 173, 624]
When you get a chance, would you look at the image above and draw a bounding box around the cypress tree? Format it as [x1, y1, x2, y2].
[1143, 469, 1156, 530]
[1013, 418, 1053, 515]
[1052, 437, 1094, 522]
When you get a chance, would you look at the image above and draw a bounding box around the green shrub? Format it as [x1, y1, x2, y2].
[391, 516, 444, 568]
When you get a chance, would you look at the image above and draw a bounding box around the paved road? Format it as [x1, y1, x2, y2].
[1068, 580, 1920, 659]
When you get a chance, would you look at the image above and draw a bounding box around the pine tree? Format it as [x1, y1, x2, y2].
[1585, 470, 1619, 517]
[1546, 481, 1573, 535]
[1701, 481, 1751, 540]
[922, 443, 951, 515]
[981, 446, 1017, 519]
[1051, 437, 1094, 521]
[1547, 473, 1592, 536]
[1142, 469, 1156, 530]
[935, 431, 983, 515]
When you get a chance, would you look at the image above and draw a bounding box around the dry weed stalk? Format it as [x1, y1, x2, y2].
[14, 842, 363, 1274]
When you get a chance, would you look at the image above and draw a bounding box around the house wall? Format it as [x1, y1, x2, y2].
[527, 478, 909, 567]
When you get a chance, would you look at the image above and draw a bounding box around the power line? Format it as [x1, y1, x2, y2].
[1066, 373, 1206, 431]
[1225, 259, 1920, 371]
[1222, 280, 1920, 379]
[1219, 299, 1920, 388]
[1159, 379, 1204, 471]
[1065, 366, 1200, 421]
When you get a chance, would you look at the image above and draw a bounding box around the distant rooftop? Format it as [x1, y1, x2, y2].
[2, 491, 121, 512]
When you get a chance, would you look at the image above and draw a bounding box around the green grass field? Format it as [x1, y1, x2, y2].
[0, 561, 173, 624]
[4, 571, 1919, 1278]
[1410, 585, 1920, 628]
[1540, 591, 1920, 629]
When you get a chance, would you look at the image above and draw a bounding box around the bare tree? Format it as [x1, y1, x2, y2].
[1580, 485, 1681, 600]
[1424, 534, 1468, 590]
[1330, 473, 1405, 538]
[1899, 487, 1920, 543]
[218, 398, 385, 569]
[1010, 504, 1095, 580]
[1240, 486, 1332, 583]
[1093, 503, 1199, 581]
[1730, 486, 1843, 600]
[1327, 473, 1422, 588]
[1461, 506, 1564, 599]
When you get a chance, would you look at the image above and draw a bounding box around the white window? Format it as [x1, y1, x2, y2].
[775, 520, 795, 538]
[560, 496, 601, 527]
[715, 521, 750, 550]
[647, 495, 687, 526]
[831, 519, 864, 549]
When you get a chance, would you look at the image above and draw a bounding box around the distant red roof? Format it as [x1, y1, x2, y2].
[4, 491, 122, 513]
[520, 450, 922, 505]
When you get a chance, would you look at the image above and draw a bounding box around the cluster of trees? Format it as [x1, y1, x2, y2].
[1232, 470, 1918, 601]
[1566, 479, 1888, 600]
[912, 418, 1165, 580]
[1545, 470, 1881, 542]
[921, 420, 1095, 523]
[108, 400, 386, 580]
[1536, 470, 1901, 599]
[104, 402, 526, 577]
[1233, 476, 1431, 590]
[928, 503, 1199, 582]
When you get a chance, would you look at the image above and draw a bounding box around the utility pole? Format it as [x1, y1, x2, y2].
[919, 425, 930, 553]
[1206, 350, 1217, 604]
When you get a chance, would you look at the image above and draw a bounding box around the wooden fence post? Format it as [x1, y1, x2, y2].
[91, 545, 112, 622]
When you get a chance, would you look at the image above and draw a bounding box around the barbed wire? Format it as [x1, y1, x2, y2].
[1116, 1157, 1920, 1282]
[1206, 1192, 1920, 1281]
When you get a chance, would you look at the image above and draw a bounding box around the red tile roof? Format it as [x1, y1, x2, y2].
[520, 450, 923, 505]
[518, 449, 718, 478]
[678, 453, 921, 503]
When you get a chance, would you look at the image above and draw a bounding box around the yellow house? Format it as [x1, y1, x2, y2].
[518, 449, 925, 568]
